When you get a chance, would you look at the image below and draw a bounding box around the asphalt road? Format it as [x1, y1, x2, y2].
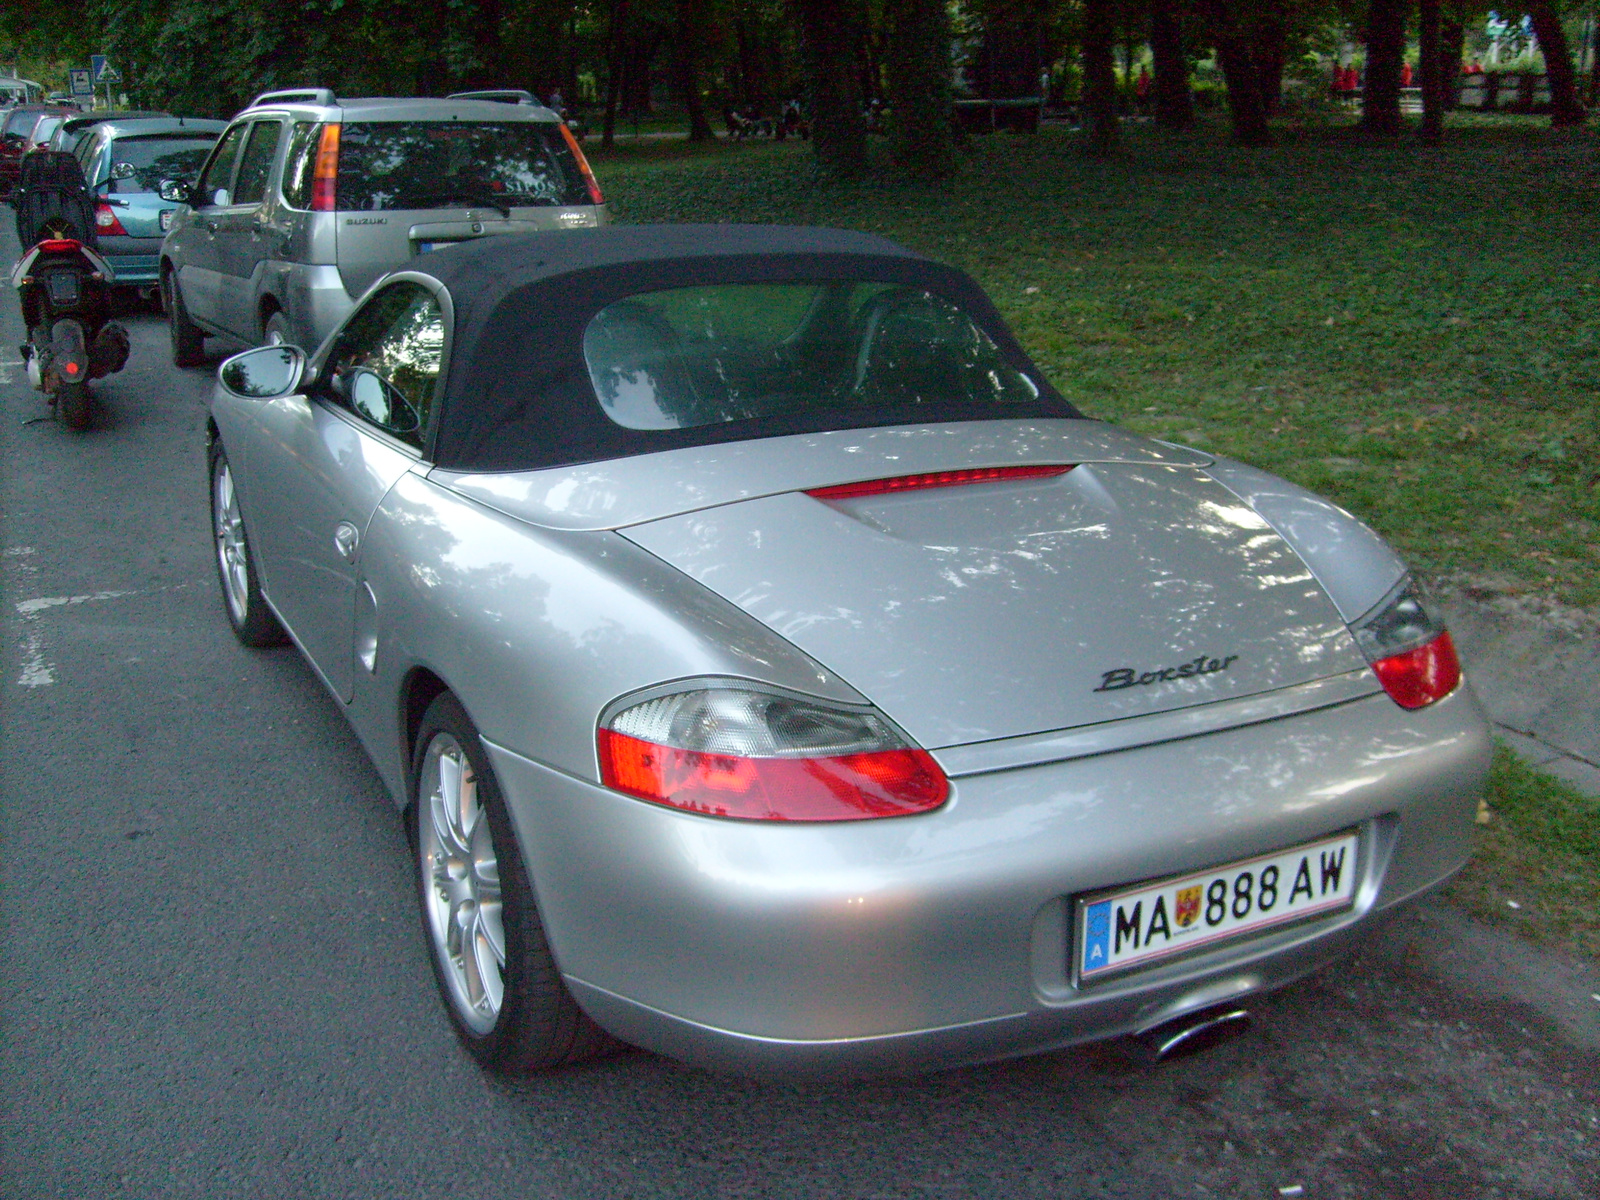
[2, 230, 1597, 1200]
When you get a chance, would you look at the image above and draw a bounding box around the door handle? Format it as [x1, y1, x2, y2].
[333, 521, 360, 564]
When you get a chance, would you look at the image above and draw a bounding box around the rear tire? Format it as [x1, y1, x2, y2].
[411, 692, 618, 1073]
[209, 442, 287, 647]
[263, 310, 292, 347]
[166, 272, 205, 368]
[56, 381, 90, 430]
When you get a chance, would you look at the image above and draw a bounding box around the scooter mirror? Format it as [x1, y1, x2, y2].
[218, 345, 307, 400]
[158, 178, 190, 203]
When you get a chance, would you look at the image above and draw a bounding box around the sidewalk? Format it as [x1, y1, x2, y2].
[1436, 576, 1600, 797]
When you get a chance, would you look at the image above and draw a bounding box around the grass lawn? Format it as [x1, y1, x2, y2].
[587, 115, 1600, 957]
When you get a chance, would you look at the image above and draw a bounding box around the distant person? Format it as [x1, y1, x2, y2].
[1135, 66, 1151, 115]
[1401, 62, 1414, 88]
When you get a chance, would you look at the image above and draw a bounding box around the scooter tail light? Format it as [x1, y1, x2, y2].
[597, 686, 948, 822]
[37, 238, 81, 252]
[311, 122, 341, 212]
[1350, 576, 1460, 709]
[559, 123, 604, 205]
[807, 465, 1073, 502]
[94, 203, 127, 236]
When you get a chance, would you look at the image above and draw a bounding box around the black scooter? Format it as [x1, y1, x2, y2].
[10, 149, 129, 430]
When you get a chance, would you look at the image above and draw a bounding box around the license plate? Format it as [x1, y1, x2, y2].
[1074, 830, 1359, 985]
[159, 208, 174, 231]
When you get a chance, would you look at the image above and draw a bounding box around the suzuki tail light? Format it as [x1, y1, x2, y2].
[598, 685, 948, 821]
[311, 123, 341, 212]
[806, 465, 1073, 502]
[94, 203, 127, 236]
[1350, 577, 1460, 709]
[559, 123, 604, 205]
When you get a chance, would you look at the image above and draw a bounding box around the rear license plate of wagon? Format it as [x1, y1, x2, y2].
[1074, 830, 1359, 985]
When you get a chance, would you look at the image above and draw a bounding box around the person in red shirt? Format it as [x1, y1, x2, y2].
[1401, 61, 1414, 87]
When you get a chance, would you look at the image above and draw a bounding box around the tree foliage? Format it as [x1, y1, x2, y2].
[4, 0, 1588, 169]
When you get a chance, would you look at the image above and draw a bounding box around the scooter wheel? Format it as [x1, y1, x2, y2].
[57, 381, 91, 431]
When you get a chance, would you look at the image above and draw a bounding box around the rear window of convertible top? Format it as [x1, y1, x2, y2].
[581, 282, 1045, 432]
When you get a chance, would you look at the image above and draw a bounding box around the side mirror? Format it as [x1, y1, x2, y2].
[111, 161, 136, 180]
[158, 178, 190, 203]
[218, 345, 307, 400]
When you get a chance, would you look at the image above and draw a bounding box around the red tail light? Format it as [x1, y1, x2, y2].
[597, 685, 948, 822]
[311, 122, 341, 212]
[37, 238, 81, 252]
[599, 730, 947, 821]
[1350, 577, 1460, 709]
[806, 464, 1073, 502]
[1371, 631, 1461, 710]
[94, 203, 127, 236]
[559, 123, 604, 205]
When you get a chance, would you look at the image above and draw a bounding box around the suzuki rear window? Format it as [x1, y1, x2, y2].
[335, 121, 588, 212]
[106, 134, 217, 194]
[583, 283, 1043, 431]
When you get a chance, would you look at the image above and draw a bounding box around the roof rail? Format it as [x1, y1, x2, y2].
[446, 89, 537, 106]
[248, 87, 336, 109]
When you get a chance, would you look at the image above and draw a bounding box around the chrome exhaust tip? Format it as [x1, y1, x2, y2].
[1134, 1005, 1253, 1064]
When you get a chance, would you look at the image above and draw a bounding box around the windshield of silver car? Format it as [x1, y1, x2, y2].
[582, 282, 1043, 431]
[335, 121, 589, 211]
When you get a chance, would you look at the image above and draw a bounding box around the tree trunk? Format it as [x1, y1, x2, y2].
[675, 0, 714, 141]
[1082, 0, 1120, 155]
[1199, 0, 1273, 145]
[602, 0, 629, 147]
[793, 0, 867, 176]
[1527, 1, 1587, 126]
[1419, 0, 1444, 143]
[1361, 0, 1406, 136]
[884, 0, 957, 176]
[1251, 2, 1289, 113]
[1442, 2, 1466, 81]
[1149, 0, 1194, 129]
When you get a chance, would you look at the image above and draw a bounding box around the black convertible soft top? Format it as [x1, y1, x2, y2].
[413, 224, 1080, 472]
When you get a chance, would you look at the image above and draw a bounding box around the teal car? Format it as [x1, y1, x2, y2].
[74, 117, 226, 287]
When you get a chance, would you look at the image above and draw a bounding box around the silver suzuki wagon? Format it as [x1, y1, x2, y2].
[159, 88, 607, 364]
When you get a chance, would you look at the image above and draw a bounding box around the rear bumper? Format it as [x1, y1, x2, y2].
[486, 683, 1492, 1077]
[100, 253, 160, 285]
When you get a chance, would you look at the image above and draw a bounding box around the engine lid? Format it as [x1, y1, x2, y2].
[621, 460, 1367, 750]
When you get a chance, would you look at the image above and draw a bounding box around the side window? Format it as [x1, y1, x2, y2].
[322, 282, 445, 451]
[197, 123, 248, 207]
[74, 132, 101, 180]
[280, 122, 322, 210]
[233, 120, 283, 206]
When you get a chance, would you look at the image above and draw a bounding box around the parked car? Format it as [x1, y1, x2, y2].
[205, 225, 1491, 1079]
[72, 116, 226, 289]
[161, 87, 608, 363]
[1, 106, 71, 197]
[46, 111, 172, 157]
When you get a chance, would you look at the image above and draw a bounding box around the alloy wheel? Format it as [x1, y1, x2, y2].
[418, 733, 506, 1034]
[212, 458, 250, 624]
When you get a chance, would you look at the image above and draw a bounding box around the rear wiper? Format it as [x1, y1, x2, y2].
[402, 190, 512, 217]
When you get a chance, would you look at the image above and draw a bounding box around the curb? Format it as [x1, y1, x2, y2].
[1435, 577, 1600, 798]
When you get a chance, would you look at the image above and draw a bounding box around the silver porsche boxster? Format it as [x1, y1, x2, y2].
[207, 225, 1491, 1077]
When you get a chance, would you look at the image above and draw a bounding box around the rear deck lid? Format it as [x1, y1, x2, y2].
[620, 458, 1367, 749]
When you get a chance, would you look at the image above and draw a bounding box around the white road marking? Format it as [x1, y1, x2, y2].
[11, 586, 144, 688]
[0, 353, 23, 386]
